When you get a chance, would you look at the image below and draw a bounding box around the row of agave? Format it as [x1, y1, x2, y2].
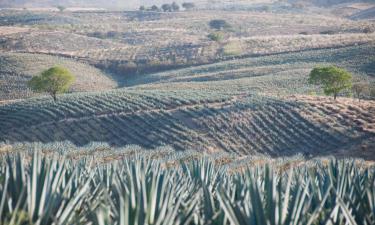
[0, 151, 374, 225]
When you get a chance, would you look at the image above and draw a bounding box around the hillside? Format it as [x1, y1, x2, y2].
[350, 6, 375, 19]
[0, 52, 117, 100]
[1, 89, 374, 158]
[126, 44, 375, 89]
[0, 10, 373, 77]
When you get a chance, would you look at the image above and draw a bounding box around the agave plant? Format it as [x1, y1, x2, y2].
[0, 147, 374, 225]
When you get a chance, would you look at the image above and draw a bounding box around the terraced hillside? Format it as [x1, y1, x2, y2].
[127, 43, 375, 92]
[1, 90, 374, 158]
[0, 52, 117, 100]
[0, 10, 374, 75]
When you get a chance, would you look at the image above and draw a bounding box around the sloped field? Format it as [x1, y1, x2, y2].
[0, 52, 117, 100]
[1, 90, 374, 158]
[127, 44, 375, 96]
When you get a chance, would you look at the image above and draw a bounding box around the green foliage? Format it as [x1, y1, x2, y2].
[308, 66, 353, 99]
[0, 148, 374, 225]
[151, 5, 159, 11]
[209, 19, 232, 30]
[207, 32, 224, 42]
[222, 41, 242, 56]
[182, 2, 195, 10]
[171, 2, 180, 11]
[28, 66, 75, 101]
[161, 4, 172, 12]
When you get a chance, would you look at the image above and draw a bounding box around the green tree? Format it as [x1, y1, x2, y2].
[28, 66, 75, 102]
[308, 66, 352, 100]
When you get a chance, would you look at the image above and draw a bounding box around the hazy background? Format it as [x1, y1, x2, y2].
[1, 0, 373, 10]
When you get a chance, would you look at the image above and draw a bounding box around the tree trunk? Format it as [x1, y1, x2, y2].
[334, 93, 337, 100]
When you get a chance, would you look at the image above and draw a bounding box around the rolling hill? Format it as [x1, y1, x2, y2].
[1, 87, 374, 158]
[0, 52, 117, 100]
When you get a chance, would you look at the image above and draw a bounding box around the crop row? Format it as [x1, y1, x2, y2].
[0, 148, 374, 225]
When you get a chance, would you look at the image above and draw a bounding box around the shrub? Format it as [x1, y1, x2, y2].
[320, 30, 336, 35]
[182, 2, 195, 10]
[162, 4, 172, 12]
[209, 19, 232, 30]
[171, 2, 180, 11]
[207, 32, 224, 42]
[151, 5, 159, 11]
[352, 82, 370, 101]
[363, 27, 373, 34]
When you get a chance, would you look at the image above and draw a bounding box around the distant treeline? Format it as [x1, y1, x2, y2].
[139, 2, 195, 12]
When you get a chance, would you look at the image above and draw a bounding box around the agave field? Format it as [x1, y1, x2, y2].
[0, 90, 374, 157]
[1, 9, 374, 76]
[0, 143, 374, 225]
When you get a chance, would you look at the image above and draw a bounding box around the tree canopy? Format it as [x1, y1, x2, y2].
[28, 66, 75, 102]
[308, 65, 352, 100]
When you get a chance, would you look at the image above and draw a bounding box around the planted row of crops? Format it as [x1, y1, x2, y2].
[1, 91, 372, 156]
[0, 144, 374, 225]
[127, 43, 375, 87]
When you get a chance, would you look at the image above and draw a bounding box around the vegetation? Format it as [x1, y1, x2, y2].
[161, 2, 180, 12]
[209, 19, 232, 30]
[182, 2, 195, 10]
[0, 52, 116, 101]
[28, 66, 76, 102]
[56, 6, 66, 12]
[352, 82, 370, 101]
[0, 147, 374, 224]
[207, 32, 224, 42]
[308, 66, 353, 100]
[0, 90, 373, 157]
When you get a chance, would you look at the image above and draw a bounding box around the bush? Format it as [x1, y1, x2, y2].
[320, 30, 336, 35]
[363, 27, 373, 34]
[370, 83, 375, 99]
[207, 32, 224, 42]
[171, 2, 180, 11]
[182, 2, 195, 10]
[352, 82, 370, 101]
[209, 19, 232, 30]
[151, 5, 159, 11]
